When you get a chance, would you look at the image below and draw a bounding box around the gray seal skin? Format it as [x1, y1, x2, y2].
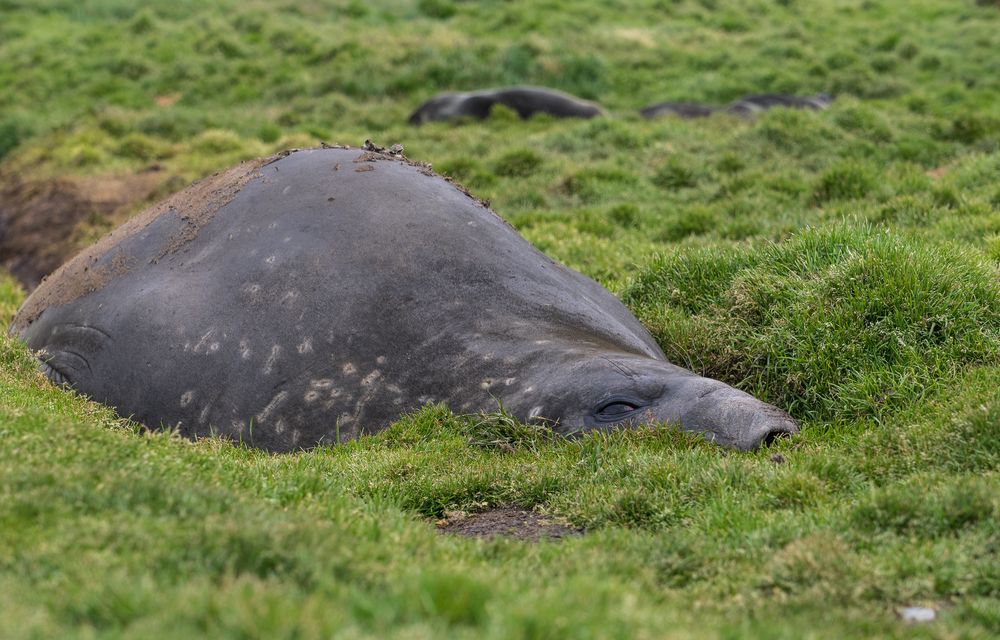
[409, 86, 604, 124]
[9, 146, 797, 452]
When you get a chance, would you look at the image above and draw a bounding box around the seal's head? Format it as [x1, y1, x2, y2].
[509, 353, 797, 451]
[810, 92, 834, 108]
[408, 92, 493, 125]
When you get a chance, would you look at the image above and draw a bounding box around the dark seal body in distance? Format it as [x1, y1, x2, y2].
[726, 93, 833, 116]
[639, 102, 718, 120]
[409, 86, 605, 125]
[640, 93, 832, 119]
[10, 146, 797, 453]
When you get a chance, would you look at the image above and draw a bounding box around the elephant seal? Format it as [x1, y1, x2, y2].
[408, 86, 604, 124]
[9, 145, 797, 452]
[726, 93, 833, 116]
[639, 102, 717, 120]
[640, 94, 832, 120]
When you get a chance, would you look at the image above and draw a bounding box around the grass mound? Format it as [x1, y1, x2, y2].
[623, 225, 1000, 421]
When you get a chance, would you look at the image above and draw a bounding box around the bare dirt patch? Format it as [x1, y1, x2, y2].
[0, 171, 165, 292]
[436, 508, 582, 542]
[10, 154, 282, 333]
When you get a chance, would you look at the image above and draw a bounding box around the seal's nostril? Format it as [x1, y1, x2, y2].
[761, 427, 793, 448]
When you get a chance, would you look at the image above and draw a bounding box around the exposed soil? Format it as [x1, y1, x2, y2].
[0, 171, 165, 291]
[436, 508, 582, 541]
[10, 154, 282, 333]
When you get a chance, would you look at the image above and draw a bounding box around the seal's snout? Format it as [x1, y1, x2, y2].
[710, 392, 799, 451]
[649, 378, 799, 451]
[750, 409, 798, 450]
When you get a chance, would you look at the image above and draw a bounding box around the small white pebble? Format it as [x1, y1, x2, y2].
[899, 607, 936, 623]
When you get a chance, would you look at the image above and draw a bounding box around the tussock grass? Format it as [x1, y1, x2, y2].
[625, 225, 1000, 421]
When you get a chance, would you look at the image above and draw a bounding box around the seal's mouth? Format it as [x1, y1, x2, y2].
[752, 404, 800, 448]
[761, 427, 794, 447]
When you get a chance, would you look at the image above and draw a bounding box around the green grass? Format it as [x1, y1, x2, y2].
[624, 224, 1000, 421]
[2, 0, 1000, 637]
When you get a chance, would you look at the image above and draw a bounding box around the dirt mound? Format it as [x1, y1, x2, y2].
[437, 508, 582, 541]
[9, 156, 279, 333]
[0, 170, 166, 291]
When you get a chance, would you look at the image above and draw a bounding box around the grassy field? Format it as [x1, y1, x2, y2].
[2, 0, 1000, 637]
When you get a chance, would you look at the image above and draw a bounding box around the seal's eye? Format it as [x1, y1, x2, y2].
[595, 400, 641, 419]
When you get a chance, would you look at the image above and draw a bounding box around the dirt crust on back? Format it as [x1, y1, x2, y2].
[8, 144, 504, 334]
[0, 172, 164, 291]
[350, 139, 495, 213]
[9, 154, 282, 333]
